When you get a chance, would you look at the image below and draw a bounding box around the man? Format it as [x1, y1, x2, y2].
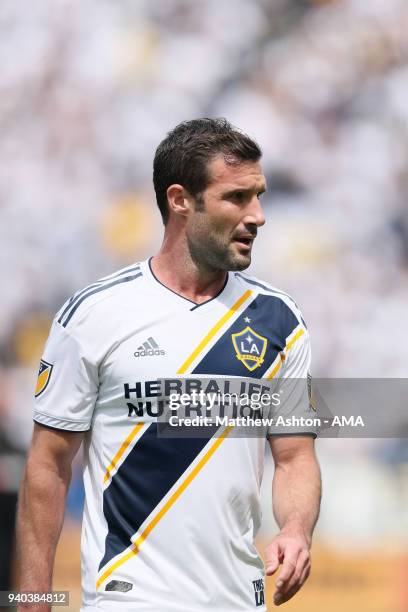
[17, 118, 321, 611]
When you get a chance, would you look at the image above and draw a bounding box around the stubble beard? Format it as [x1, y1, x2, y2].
[188, 197, 252, 272]
[187, 229, 251, 273]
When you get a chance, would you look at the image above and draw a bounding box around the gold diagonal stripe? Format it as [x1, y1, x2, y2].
[177, 290, 253, 375]
[97, 290, 251, 586]
[96, 425, 234, 589]
[285, 327, 305, 351]
[266, 328, 305, 380]
[103, 423, 145, 484]
[266, 354, 284, 380]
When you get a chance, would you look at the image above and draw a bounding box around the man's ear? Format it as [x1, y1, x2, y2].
[166, 184, 194, 218]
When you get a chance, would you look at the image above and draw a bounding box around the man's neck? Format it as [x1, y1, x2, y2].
[151, 249, 227, 305]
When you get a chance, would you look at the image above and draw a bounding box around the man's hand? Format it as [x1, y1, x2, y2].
[265, 529, 311, 606]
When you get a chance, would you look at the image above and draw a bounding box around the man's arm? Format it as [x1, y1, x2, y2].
[266, 435, 321, 606]
[16, 423, 84, 611]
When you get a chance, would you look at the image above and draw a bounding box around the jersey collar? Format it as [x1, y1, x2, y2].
[142, 257, 232, 311]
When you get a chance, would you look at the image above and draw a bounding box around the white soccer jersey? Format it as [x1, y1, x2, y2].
[33, 258, 315, 612]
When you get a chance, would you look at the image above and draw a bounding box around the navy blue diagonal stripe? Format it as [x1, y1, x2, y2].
[192, 294, 300, 378]
[57, 265, 141, 324]
[61, 273, 142, 327]
[99, 423, 216, 571]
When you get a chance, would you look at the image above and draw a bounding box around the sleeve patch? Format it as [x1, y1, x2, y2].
[35, 359, 54, 397]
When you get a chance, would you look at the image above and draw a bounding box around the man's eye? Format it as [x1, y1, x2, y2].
[232, 192, 245, 202]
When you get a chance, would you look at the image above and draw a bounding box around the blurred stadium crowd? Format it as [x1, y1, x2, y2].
[1, 0, 408, 599]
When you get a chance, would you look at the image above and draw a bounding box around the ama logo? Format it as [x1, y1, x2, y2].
[231, 326, 267, 372]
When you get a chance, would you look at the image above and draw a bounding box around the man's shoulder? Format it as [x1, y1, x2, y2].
[55, 261, 144, 331]
[233, 271, 308, 345]
[233, 270, 302, 312]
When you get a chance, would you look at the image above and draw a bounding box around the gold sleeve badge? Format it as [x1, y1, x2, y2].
[35, 359, 53, 397]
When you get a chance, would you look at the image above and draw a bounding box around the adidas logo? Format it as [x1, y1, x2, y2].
[134, 337, 166, 357]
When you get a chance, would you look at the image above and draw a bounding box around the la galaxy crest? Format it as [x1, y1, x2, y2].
[35, 359, 53, 397]
[231, 326, 267, 372]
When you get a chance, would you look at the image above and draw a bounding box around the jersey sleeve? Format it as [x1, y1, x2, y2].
[267, 317, 317, 438]
[33, 319, 98, 431]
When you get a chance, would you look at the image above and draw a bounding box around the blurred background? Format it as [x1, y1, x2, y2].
[1, 0, 408, 610]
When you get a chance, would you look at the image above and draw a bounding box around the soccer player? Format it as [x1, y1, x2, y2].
[17, 118, 321, 611]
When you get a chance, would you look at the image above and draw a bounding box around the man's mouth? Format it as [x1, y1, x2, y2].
[232, 234, 256, 249]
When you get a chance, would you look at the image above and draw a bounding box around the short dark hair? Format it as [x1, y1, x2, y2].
[153, 118, 262, 224]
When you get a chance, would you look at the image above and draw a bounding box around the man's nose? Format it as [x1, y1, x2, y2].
[245, 196, 266, 228]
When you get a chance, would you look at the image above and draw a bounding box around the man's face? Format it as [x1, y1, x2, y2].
[186, 156, 266, 272]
